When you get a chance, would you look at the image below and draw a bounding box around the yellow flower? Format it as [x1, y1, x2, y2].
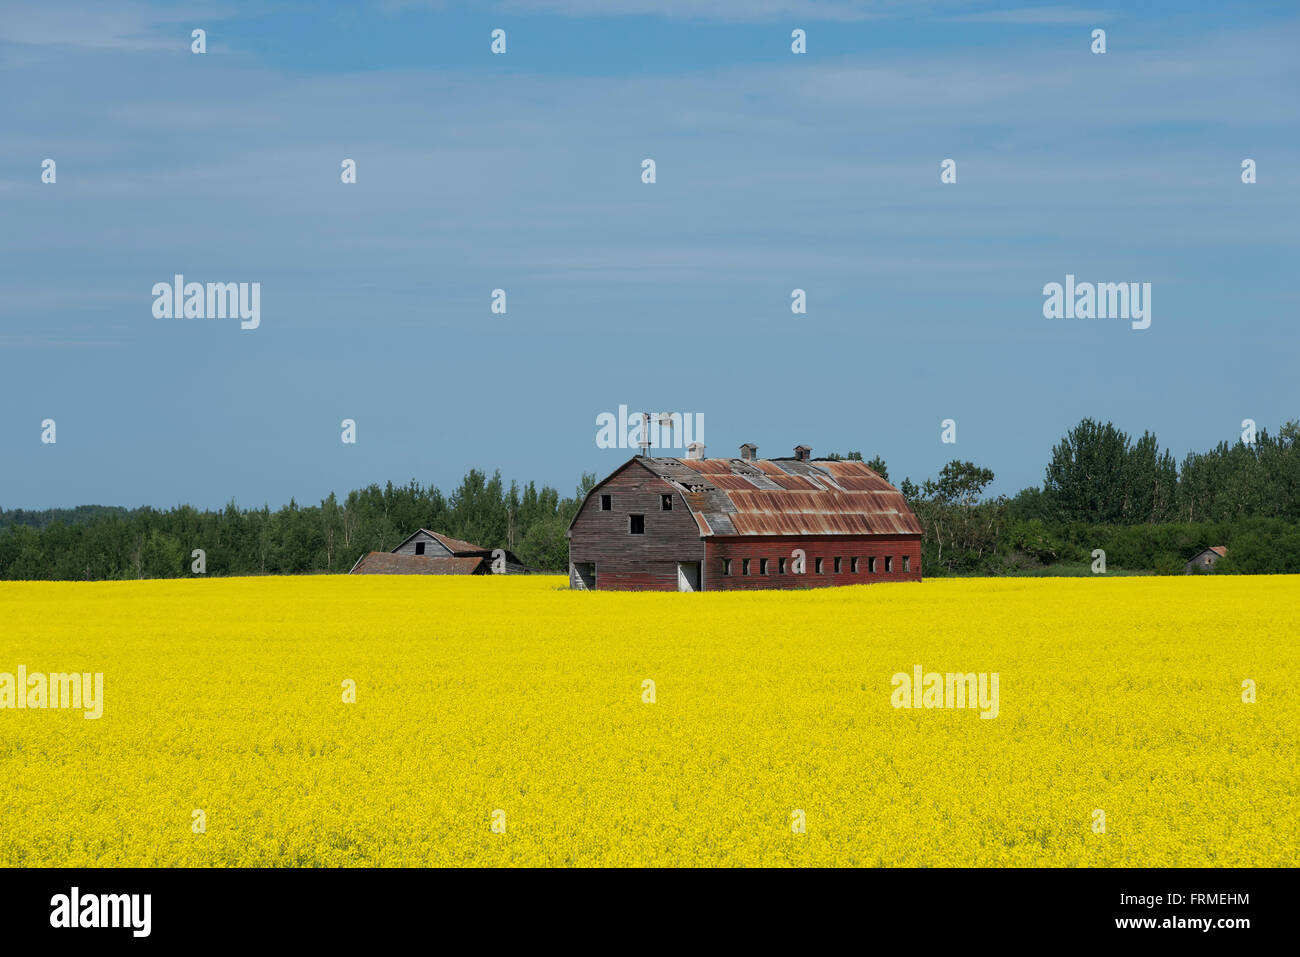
[0, 574, 1294, 866]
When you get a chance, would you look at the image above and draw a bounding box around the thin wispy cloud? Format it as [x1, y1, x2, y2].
[951, 7, 1110, 24]
[495, 0, 886, 21]
[0, 0, 1294, 509]
[0, 1, 232, 51]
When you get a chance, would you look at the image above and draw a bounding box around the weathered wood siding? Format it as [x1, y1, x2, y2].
[568, 460, 705, 590]
[392, 530, 454, 558]
[705, 534, 921, 590]
[1184, 550, 1222, 573]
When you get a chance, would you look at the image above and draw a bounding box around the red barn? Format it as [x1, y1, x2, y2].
[567, 444, 921, 591]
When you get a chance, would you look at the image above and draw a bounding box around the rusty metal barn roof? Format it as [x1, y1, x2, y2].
[634, 456, 921, 537]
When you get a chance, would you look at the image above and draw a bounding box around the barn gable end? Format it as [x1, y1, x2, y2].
[392, 529, 456, 558]
[567, 458, 706, 590]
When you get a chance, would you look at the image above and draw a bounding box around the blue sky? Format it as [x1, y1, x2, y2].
[1, 0, 1297, 510]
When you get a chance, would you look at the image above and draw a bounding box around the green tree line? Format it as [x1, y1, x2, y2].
[887, 418, 1300, 576]
[4, 418, 1298, 580]
[0, 471, 596, 580]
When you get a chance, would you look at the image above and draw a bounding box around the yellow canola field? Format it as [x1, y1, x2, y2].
[1, 574, 1295, 867]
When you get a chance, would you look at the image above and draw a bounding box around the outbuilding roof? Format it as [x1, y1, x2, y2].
[391, 529, 495, 555]
[348, 552, 486, 575]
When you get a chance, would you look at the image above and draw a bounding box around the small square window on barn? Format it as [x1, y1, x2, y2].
[834, 557, 843, 573]
[778, 557, 787, 574]
[759, 558, 769, 575]
[885, 556, 893, 573]
[868, 557, 877, 573]
[903, 555, 911, 573]
[851, 557, 859, 573]
[815, 558, 824, 574]
[661, 494, 673, 510]
[721, 559, 731, 576]
[629, 514, 645, 534]
[742, 559, 751, 575]
[600, 494, 612, 511]
[415, 542, 425, 555]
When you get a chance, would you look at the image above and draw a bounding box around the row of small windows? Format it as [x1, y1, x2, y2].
[721, 555, 910, 575]
[598, 496, 909, 574]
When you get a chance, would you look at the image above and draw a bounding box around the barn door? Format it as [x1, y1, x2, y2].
[677, 562, 701, 592]
[571, 562, 596, 590]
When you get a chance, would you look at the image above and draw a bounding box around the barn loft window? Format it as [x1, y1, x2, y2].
[415, 542, 425, 555]
[759, 558, 769, 575]
[742, 559, 751, 575]
[661, 494, 673, 510]
[600, 494, 611, 511]
[833, 557, 843, 573]
[903, 556, 911, 573]
[851, 557, 859, 574]
[778, 557, 787, 574]
[721, 559, 731, 576]
[629, 514, 645, 534]
[814, 558, 824, 574]
[868, 557, 877, 573]
[885, 556, 893, 573]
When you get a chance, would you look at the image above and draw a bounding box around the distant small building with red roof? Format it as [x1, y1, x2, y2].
[1185, 546, 1227, 574]
[349, 529, 528, 575]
